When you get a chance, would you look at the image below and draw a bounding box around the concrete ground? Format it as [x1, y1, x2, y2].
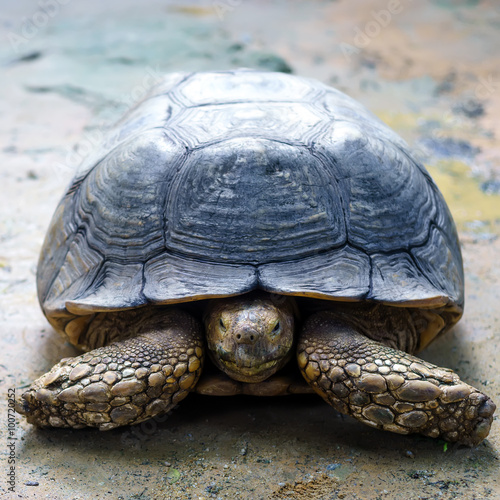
[0, 1, 499, 498]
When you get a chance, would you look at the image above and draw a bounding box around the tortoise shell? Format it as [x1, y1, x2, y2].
[38, 70, 464, 348]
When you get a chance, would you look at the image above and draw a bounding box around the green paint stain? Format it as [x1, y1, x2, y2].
[433, 0, 480, 8]
[165, 468, 181, 484]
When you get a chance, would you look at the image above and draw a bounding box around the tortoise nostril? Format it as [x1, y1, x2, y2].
[234, 329, 258, 344]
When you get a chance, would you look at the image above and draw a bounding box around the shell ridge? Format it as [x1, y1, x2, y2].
[308, 147, 349, 247]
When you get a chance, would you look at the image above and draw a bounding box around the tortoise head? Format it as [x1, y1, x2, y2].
[204, 292, 296, 383]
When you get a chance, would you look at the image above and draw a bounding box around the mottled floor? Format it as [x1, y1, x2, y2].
[0, 1, 499, 499]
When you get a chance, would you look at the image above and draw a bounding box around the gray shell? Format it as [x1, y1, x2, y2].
[38, 70, 464, 343]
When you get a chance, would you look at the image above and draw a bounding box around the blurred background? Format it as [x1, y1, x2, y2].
[1, 1, 499, 499]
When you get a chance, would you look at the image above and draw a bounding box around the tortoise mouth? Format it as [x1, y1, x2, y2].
[222, 358, 281, 379]
[212, 348, 287, 383]
[216, 347, 281, 366]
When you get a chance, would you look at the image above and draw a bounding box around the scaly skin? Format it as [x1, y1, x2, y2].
[16, 309, 204, 429]
[17, 295, 496, 445]
[298, 311, 496, 446]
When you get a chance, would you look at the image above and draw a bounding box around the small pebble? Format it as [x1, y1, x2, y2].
[164, 462, 171, 467]
[326, 463, 341, 471]
[405, 450, 415, 459]
[26, 481, 39, 486]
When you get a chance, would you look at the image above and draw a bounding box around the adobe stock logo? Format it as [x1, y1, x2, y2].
[7, 0, 72, 54]
[340, 0, 413, 61]
[213, 0, 244, 21]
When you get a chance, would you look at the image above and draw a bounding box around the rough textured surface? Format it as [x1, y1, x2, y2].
[17, 308, 204, 429]
[1, 1, 499, 499]
[298, 311, 495, 446]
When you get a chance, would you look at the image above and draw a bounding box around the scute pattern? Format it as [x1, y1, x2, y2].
[166, 102, 324, 148]
[38, 70, 464, 343]
[143, 253, 257, 304]
[258, 246, 371, 299]
[173, 70, 316, 106]
[411, 226, 463, 305]
[316, 125, 437, 253]
[165, 139, 347, 263]
[43, 232, 103, 317]
[370, 252, 448, 306]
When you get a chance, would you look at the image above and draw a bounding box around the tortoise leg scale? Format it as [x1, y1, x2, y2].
[17, 309, 204, 430]
[298, 311, 495, 446]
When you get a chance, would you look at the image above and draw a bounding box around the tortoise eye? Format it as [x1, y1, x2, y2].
[219, 318, 227, 331]
[271, 321, 281, 334]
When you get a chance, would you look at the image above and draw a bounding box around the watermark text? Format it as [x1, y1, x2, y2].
[6, 388, 17, 493]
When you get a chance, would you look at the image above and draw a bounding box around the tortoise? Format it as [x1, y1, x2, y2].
[17, 69, 495, 446]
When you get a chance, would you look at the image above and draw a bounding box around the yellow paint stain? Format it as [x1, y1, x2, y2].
[168, 5, 214, 16]
[426, 160, 500, 233]
[375, 112, 500, 235]
[375, 111, 421, 137]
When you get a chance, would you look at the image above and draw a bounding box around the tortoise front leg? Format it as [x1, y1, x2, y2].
[298, 311, 495, 446]
[16, 309, 204, 430]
